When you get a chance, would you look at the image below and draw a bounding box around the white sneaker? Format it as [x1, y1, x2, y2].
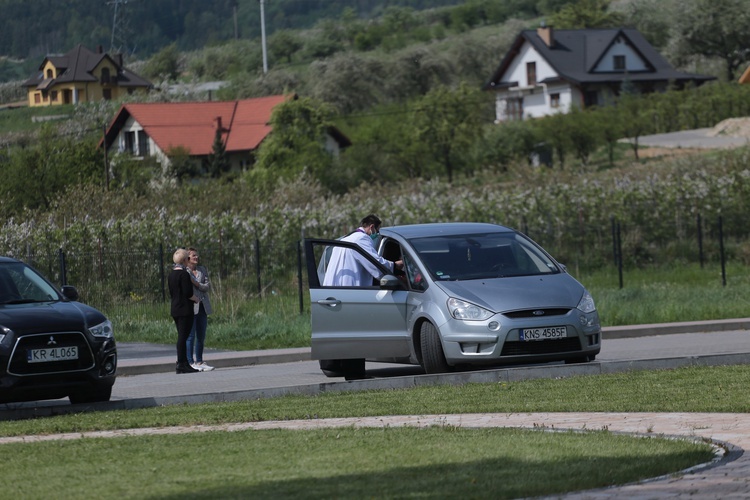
[196, 362, 214, 372]
[190, 363, 202, 371]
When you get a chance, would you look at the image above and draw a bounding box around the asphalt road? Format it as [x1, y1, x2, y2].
[3, 327, 750, 419]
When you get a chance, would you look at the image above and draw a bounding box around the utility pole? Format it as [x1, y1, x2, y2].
[108, 0, 135, 56]
[233, 1, 239, 40]
[259, 0, 268, 74]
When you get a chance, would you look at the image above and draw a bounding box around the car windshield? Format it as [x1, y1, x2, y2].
[0, 262, 61, 304]
[408, 232, 560, 281]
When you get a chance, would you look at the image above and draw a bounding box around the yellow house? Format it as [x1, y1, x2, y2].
[22, 44, 152, 107]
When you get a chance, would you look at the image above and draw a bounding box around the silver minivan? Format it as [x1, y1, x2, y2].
[304, 223, 601, 379]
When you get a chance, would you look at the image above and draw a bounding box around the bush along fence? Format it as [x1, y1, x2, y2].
[12, 210, 739, 319]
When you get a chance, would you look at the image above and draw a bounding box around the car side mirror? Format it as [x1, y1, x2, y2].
[61, 285, 79, 301]
[379, 274, 402, 290]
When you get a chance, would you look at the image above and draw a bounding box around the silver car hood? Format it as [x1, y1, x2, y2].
[433, 274, 584, 313]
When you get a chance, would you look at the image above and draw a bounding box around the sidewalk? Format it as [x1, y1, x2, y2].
[116, 317, 750, 376]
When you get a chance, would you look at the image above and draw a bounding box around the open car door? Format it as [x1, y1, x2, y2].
[304, 238, 411, 362]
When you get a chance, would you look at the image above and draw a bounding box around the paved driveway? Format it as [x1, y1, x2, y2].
[622, 128, 750, 149]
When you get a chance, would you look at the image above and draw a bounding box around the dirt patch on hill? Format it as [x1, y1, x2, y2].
[708, 117, 750, 138]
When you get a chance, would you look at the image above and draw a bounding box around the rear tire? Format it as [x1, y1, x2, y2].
[420, 322, 451, 374]
[319, 359, 366, 379]
[319, 359, 346, 377]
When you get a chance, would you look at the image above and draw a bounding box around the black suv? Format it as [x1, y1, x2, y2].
[0, 258, 117, 404]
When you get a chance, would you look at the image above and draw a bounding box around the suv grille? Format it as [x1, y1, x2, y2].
[503, 308, 571, 319]
[8, 332, 95, 376]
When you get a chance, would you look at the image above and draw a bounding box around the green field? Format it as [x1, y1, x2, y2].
[2, 364, 745, 498]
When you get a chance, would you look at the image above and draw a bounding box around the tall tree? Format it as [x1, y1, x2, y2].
[251, 96, 336, 184]
[549, 0, 624, 29]
[676, 0, 750, 81]
[206, 129, 230, 178]
[411, 83, 489, 183]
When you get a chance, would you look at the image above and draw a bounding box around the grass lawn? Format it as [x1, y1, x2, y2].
[2, 427, 711, 499]
[1, 364, 743, 498]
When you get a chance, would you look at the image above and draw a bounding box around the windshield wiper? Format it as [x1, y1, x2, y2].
[1, 298, 51, 305]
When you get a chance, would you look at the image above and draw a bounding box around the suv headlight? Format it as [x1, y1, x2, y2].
[448, 298, 494, 321]
[89, 319, 114, 338]
[576, 290, 596, 314]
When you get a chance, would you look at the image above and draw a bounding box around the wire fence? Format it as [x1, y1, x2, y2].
[15, 212, 744, 318]
[23, 239, 307, 316]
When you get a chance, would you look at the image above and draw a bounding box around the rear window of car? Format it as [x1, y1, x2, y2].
[409, 232, 559, 280]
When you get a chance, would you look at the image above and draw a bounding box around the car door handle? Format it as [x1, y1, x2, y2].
[317, 298, 341, 307]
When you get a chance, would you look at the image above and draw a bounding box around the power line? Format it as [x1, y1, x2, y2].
[108, 0, 139, 56]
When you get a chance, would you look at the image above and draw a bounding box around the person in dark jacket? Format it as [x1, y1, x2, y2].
[168, 248, 199, 374]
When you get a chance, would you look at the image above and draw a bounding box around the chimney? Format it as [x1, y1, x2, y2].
[97, 45, 103, 54]
[537, 23, 554, 47]
[214, 116, 223, 132]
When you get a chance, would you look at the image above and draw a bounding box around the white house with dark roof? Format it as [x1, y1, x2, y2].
[484, 26, 715, 122]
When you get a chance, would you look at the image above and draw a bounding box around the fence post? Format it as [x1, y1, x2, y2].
[297, 240, 304, 315]
[159, 243, 166, 302]
[219, 229, 225, 280]
[58, 248, 67, 286]
[255, 238, 262, 295]
[719, 216, 726, 287]
[611, 217, 617, 266]
[616, 221, 623, 289]
[697, 214, 704, 268]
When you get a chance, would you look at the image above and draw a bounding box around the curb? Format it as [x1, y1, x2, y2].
[115, 318, 750, 377]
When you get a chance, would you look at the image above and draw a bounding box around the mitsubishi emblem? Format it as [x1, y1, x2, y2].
[47, 336, 57, 346]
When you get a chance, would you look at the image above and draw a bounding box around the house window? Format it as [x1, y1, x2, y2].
[101, 68, 111, 84]
[124, 131, 136, 154]
[34, 93, 41, 104]
[103, 88, 112, 100]
[50, 90, 58, 102]
[613, 55, 625, 71]
[506, 97, 524, 121]
[550, 93, 560, 108]
[138, 131, 149, 156]
[46, 69, 53, 79]
[584, 90, 599, 108]
[526, 62, 537, 87]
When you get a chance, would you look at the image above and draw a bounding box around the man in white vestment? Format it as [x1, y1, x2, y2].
[323, 215, 403, 287]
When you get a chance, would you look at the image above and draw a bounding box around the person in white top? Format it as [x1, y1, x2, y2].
[323, 215, 403, 287]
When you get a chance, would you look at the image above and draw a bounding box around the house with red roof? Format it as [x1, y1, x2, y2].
[100, 94, 351, 171]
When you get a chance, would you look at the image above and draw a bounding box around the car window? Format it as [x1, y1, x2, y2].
[409, 232, 560, 280]
[308, 239, 389, 288]
[0, 263, 60, 303]
[403, 253, 426, 291]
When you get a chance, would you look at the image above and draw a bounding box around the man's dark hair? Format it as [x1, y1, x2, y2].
[360, 214, 382, 229]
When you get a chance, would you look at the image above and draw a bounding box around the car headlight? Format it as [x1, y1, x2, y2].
[89, 319, 114, 338]
[448, 298, 494, 321]
[577, 290, 597, 314]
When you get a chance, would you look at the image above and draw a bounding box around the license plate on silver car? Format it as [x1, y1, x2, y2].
[520, 326, 567, 341]
[27, 346, 79, 363]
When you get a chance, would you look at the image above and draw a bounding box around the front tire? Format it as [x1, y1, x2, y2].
[420, 322, 451, 374]
[69, 385, 112, 404]
[564, 354, 596, 364]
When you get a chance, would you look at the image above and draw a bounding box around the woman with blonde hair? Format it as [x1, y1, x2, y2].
[168, 248, 199, 374]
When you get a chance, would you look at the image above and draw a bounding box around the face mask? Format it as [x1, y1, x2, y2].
[370, 232, 379, 242]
